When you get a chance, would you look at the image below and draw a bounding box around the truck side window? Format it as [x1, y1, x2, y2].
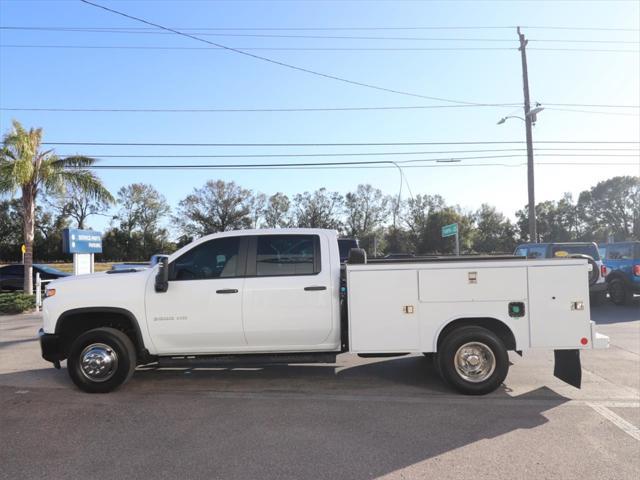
[256, 235, 319, 276]
[607, 244, 633, 260]
[527, 246, 546, 259]
[171, 237, 240, 281]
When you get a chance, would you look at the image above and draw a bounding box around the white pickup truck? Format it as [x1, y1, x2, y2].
[39, 228, 608, 395]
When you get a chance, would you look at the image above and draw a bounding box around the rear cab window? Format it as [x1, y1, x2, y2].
[254, 234, 320, 276]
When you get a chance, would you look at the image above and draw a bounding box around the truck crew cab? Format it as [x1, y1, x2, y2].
[39, 229, 608, 395]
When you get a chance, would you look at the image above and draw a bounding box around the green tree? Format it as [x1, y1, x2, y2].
[176, 180, 253, 236]
[263, 192, 291, 228]
[578, 176, 639, 242]
[0, 120, 111, 292]
[292, 188, 343, 230]
[473, 204, 517, 253]
[49, 182, 113, 229]
[344, 184, 390, 254]
[111, 183, 171, 260]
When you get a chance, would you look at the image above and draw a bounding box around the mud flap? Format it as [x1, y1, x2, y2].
[554, 349, 582, 388]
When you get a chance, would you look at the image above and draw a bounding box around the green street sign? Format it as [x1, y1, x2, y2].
[441, 223, 458, 238]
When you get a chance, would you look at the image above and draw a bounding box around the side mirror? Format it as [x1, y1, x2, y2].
[155, 257, 169, 293]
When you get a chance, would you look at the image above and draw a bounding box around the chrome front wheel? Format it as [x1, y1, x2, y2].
[79, 343, 119, 382]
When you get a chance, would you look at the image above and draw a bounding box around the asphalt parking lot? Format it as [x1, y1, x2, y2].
[1, 300, 638, 480]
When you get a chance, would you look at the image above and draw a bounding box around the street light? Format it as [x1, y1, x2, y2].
[497, 104, 544, 242]
[497, 106, 544, 125]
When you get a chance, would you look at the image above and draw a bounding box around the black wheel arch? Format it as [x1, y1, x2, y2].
[606, 271, 631, 287]
[55, 307, 149, 361]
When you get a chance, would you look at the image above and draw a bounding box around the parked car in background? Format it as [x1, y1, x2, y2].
[110, 262, 149, 272]
[384, 253, 416, 259]
[0, 264, 70, 292]
[338, 238, 359, 263]
[514, 242, 607, 298]
[601, 241, 640, 305]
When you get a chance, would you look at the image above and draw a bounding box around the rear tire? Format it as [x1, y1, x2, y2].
[608, 279, 631, 306]
[67, 327, 136, 393]
[437, 326, 508, 395]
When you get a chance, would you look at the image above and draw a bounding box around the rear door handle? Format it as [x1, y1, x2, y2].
[216, 289, 238, 294]
[304, 286, 327, 291]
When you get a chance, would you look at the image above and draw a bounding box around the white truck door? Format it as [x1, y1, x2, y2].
[145, 236, 246, 354]
[242, 234, 333, 348]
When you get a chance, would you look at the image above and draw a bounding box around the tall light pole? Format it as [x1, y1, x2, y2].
[518, 26, 537, 243]
[497, 27, 542, 243]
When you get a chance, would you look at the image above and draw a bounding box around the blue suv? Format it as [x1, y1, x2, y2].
[601, 241, 640, 305]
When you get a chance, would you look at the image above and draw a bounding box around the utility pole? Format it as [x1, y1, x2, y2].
[517, 26, 537, 243]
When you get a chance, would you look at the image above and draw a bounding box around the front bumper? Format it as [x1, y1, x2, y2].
[38, 328, 65, 364]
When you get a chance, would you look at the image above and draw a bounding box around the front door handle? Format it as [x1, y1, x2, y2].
[304, 286, 327, 291]
[216, 289, 238, 294]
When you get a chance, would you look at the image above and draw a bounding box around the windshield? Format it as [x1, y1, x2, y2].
[551, 244, 600, 260]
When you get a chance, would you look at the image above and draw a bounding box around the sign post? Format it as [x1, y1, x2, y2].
[21, 244, 26, 264]
[62, 229, 103, 275]
[441, 223, 460, 256]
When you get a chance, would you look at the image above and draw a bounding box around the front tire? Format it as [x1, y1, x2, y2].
[67, 327, 136, 393]
[437, 326, 509, 395]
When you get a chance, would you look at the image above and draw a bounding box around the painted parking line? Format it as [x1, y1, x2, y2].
[587, 402, 640, 442]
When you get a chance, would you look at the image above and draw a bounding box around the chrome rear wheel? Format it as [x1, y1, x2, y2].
[454, 342, 496, 383]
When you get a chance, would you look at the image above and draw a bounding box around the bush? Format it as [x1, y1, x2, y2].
[0, 293, 36, 314]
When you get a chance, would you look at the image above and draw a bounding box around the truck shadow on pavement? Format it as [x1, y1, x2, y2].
[1, 359, 570, 479]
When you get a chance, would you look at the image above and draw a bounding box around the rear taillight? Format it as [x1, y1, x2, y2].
[634, 265, 640, 276]
[601, 265, 607, 277]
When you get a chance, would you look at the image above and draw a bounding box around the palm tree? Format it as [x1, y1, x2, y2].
[0, 120, 113, 293]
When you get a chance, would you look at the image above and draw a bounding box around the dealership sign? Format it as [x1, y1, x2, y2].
[62, 228, 103, 254]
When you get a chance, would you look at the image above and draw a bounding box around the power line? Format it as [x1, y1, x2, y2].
[529, 47, 639, 53]
[2, 26, 639, 40]
[4, 103, 638, 113]
[59, 151, 640, 159]
[43, 140, 640, 147]
[77, 162, 639, 170]
[0, 104, 525, 113]
[2, 44, 637, 53]
[76, 1, 488, 106]
[545, 107, 640, 117]
[2, 25, 638, 32]
[0, 44, 518, 51]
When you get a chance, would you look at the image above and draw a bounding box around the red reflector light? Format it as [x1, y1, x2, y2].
[634, 265, 640, 276]
[580, 337, 588, 346]
[601, 265, 607, 276]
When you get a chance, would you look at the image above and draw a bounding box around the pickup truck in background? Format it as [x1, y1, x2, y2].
[514, 242, 607, 300]
[601, 241, 640, 305]
[39, 229, 608, 395]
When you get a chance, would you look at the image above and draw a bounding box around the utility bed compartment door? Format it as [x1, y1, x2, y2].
[348, 269, 419, 352]
[528, 264, 591, 348]
[418, 267, 527, 303]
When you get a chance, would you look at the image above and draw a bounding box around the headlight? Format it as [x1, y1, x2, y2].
[44, 288, 56, 299]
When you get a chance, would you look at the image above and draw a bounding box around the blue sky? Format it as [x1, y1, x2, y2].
[1, 0, 639, 236]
